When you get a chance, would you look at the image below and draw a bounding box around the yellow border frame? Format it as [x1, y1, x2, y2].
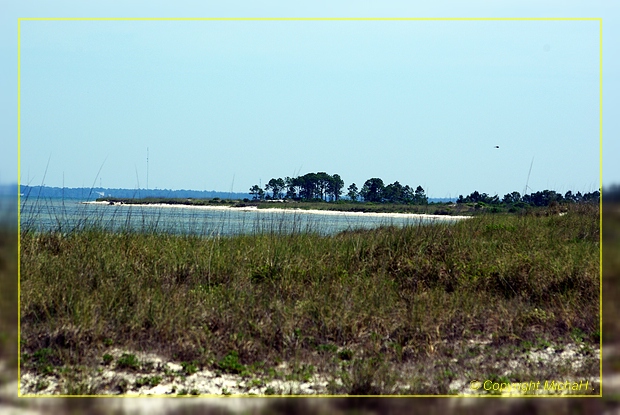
[17, 17, 603, 399]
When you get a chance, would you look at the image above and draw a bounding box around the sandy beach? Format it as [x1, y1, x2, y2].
[81, 201, 472, 220]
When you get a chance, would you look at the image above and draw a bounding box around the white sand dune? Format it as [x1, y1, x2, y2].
[81, 201, 472, 220]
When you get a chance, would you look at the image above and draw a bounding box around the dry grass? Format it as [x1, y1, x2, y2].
[19, 203, 600, 395]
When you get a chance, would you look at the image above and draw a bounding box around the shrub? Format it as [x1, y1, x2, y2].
[116, 353, 140, 371]
[218, 351, 247, 375]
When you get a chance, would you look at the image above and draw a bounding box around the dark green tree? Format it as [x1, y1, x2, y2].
[583, 190, 600, 203]
[316, 172, 332, 201]
[574, 191, 583, 202]
[298, 173, 318, 200]
[384, 181, 405, 203]
[523, 190, 563, 206]
[360, 178, 385, 203]
[503, 191, 521, 204]
[402, 185, 415, 204]
[413, 185, 428, 205]
[284, 177, 297, 199]
[347, 183, 359, 201]
[328, 174, 345, 201]
[266, 178, 285, 199]
[458, 190, 497, 205]
[249, 185, 264, 201]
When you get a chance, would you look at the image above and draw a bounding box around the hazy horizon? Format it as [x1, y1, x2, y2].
[14, 179, 601, 200]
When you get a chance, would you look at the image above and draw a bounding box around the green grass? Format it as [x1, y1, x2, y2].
[19, 202, 600, 394]
[102, 353, 113, 365]
[218, 351, 248, 375]
[135, 375, 162, 388]
[116, 353, 140, 371]
[181, 361, 199, 375]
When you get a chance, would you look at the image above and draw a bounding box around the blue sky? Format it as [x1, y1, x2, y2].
[2, 1, 618, 199]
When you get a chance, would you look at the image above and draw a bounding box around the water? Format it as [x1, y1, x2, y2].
[19, 198, 463, 236]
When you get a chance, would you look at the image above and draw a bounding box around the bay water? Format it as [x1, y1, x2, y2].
[19, 198, 463, 236]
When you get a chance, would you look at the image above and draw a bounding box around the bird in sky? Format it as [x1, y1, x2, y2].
[494, 146, 500, 149]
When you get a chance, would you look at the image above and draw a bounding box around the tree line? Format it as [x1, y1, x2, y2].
[457, 189, 600, 206]
[250, 172, 600, 208]
[250, 172, 428, 204]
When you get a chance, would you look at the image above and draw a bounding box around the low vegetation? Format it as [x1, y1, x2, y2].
[19, 202, 600, 395]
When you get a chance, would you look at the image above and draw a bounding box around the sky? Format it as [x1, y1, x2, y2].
[2, 1, 618, 199]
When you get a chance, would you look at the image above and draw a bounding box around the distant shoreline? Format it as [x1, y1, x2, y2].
[81, 200, 472, 220]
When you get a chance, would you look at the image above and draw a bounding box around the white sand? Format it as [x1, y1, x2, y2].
[82, 201, 472, 220]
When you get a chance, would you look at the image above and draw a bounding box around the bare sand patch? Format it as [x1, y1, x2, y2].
[81, 201, 472, 220]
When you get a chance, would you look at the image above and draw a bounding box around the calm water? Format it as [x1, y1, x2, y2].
[20, 198, 462, 236]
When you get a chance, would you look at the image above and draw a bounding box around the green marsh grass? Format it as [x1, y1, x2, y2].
[19, 201, 600, 394]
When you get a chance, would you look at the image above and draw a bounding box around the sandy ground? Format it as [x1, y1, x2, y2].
[82, 201, 472, 220]
[2, 340, 610, 415]
[16, 338, 600, 397]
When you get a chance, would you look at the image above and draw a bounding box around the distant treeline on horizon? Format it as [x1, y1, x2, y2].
[8, 183, 616, 204]
[16, 184, 457, 204]
[18, 185, 252, 201]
